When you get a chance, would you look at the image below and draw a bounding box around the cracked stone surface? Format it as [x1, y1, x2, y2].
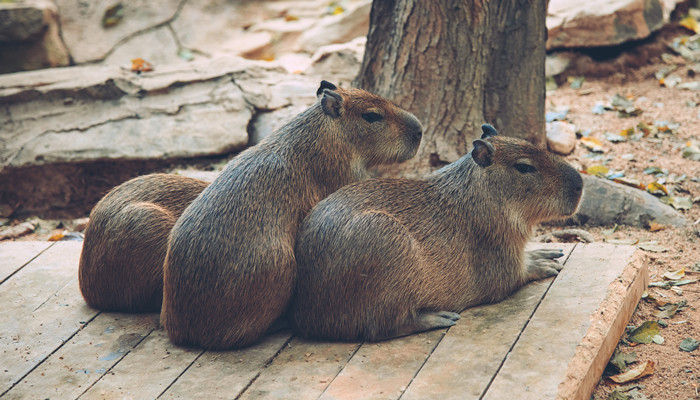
[56, 0, 185, 64]
[0, 56, 319, 172]
[0, 55, 320, 217]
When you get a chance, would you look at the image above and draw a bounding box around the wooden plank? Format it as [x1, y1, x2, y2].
[0, 241, 82, 316]
[483, 243, 639, 400]
[557, 250, 647, 400]
[3, 313, 159, 400]
[400, 243, 576, 400]
[161, 331, 292, 399]
[0, 241, 53, 283]
[320, 330, 446, 400]
[0, 242, 97, 395]
[80, 329, 202, 399]
[237, 338, 360, 400]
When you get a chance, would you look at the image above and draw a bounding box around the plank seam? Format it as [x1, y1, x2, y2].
[0, 309, 101, 398]
[32, 276, 78, 312]
[396, 330, 449, 400]
[314, 341, 366, 399]
[156, 350, 206, 399]
[75, 325, 156, 399]
[233, 334, 296, 400]
[0, 242, 57, 286]
[478, 242, 580, 399]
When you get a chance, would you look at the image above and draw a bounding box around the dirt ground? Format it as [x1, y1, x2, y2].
[544, 62, 700, 399]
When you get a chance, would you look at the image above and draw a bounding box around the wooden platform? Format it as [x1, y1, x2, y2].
[0, 241, 646, 400]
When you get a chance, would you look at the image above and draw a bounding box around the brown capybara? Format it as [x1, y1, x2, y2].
[79, 174, 209, 312]
[161, 80, 423, 350]
[289, 124, 584, 342]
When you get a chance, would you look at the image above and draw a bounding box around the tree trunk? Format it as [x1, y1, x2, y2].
[355, 0, 547, 175]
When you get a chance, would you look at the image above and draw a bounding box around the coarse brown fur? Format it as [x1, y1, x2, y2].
[289, 125, 583, 342]
[161, 81, 423, 350]
[78, 174, 209, 312]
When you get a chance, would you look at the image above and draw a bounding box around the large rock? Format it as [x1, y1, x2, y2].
[0, 0, 70, 73]
[0, 56, 320, 217]
[546, 0, 682, 50]
[305, 37, 366, 86]
[56, 0, 181, 63]
[569, 175, 688, 227]
[297, 0, 371, 53]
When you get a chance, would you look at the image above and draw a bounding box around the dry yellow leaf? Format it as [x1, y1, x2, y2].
[647, 182, 669, 196]
[609, 360, 655, 384]
[580, 137, 603, 152]
[680, 16, 700, 34]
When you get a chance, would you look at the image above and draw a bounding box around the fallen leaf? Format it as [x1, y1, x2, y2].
[682, 142, 700, 161]
[48, 232, 65, 241]
[637, 241, 668, 253]
[653, 303, 680, 319]
[284, 14, 299, 21]
[660, 74, 682, 87]
[608, 350, 638, 373]
[131, 58, 153, 73]
[581, 137, 603, 152]
[545, 106, 570, 122]
[607, 238, 640, 245]
[649, 279, 698, 288]
[613, 177, 645, 190]
[679, 337, 699, 352]
[660, 196, 693, 210]
[628, 321, 660, 344]
[643, 166, 665, 175]
[568, 76, 585, 89]
[646, 182, 668, 196]
[586, 165, 609, 177]
[648, 222, 666, 232]
[677, 81, 700, 91]
[651, 334, 664, 344]
[663, 268, 685, 280]
[102, 3, 124, 28]
[680, 16, 700, 34]
[609, 360, 655, 383]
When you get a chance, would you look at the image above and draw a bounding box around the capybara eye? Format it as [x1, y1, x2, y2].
[514, 163, 537, 174]
[362, 112, 383, 123]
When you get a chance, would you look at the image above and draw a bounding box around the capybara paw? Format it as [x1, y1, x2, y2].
[525, 259, 561, 281]
[435, 311, 461, 322]
[527, 248, 564, 261]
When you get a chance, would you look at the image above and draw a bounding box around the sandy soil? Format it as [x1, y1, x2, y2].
[545, 64, 700, 399]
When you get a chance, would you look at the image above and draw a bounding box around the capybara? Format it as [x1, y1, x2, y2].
[289, 124, 583, 341]
[162, 81, 423, 349]
[79, 174, 208, 312]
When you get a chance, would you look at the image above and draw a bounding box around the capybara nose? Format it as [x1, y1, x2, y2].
[405, 113, 423, 143]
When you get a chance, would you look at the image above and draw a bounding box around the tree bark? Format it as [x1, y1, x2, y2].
[355, 0, 547, 175]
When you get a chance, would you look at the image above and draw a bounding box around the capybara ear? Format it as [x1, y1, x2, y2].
[317, 80, 338, 97]
[481, 124, 499, 139]
[321, 89, 343, 118]
[472, 139, 495, 167]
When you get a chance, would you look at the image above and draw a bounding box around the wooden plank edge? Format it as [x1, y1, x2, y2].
[555, 249, 648, 400]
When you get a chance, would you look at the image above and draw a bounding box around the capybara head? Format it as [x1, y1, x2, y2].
[317, 81, 423, 166]
[470, 124, 583, 225]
